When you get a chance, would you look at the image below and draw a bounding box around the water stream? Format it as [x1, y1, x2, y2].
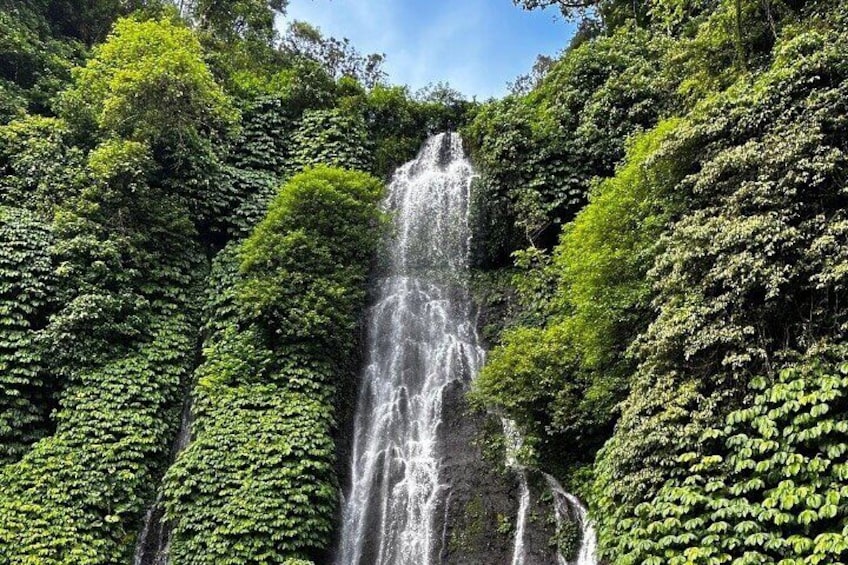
[133, 397, 193, 565]
[545, 474, 598, 565]
[502, 418, 531, 565]
[503, 419, 598, 565]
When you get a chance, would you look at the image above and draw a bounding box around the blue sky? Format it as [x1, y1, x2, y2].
[278, 0, 576, 100]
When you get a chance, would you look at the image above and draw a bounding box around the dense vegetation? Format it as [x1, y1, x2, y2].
[162, 167, 383, 563]
[3, 0, 848, 563]
[0, 1, 465, 563]
[470, 0, 848, 562]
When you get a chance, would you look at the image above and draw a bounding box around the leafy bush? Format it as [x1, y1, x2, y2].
[0, 25, 208, 559]
[0, 5, 82, 118]
[60, 17, 237, 146]
[0, 316, 198, 564]
[162, 167, 383, 564]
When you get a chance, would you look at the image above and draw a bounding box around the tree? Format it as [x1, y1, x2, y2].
[60, 17, 236, 147]
[0, 4, 83, 117]
[42, 0, 165, 44]
[593, 18, 848, 560]
[513, 0, 648, 27]
[193, 0, 287, 44]
[280, 20, 386, 88]
[509, 55, 555, 95]
[60, 16, 238, 228]
[513, 0, 599, 19]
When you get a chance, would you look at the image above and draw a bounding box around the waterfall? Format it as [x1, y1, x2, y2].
[133, 397, 193, 565]
[503, 418, 598, 565]
[502, 419, 530, 565]
[336, 133, 484, 565]
[544, 474, 598, 565]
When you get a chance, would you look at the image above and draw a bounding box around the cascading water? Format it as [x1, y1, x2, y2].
[504, 418, 598, 565]
[336, 133, 484, 565]
[133, 398, 193, 565]
[544, 474, 598, 565]
[503, 419, 531, 565]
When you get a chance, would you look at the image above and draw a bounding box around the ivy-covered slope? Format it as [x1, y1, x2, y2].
[0, 16, 220, 562]
[593, 20, 848, 561]
[468, 1, 848, 563]
[0, 206, 55, 464]
[162, 167, 383, 564]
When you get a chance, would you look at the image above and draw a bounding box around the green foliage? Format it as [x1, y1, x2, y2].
[472, 120, 687, 472]
[594, 15, 848, 561]
[0, 36, 207, 557]
[551, 516, 581, 560]
[0, 207, 56, 464]
[550, 119, 682, 342]
[60, 16, 237, 147]
[669, 0, 789, 101]
[469, 4, 848, 564]
[0, 144, 205, 562]
[342, 85, 434, 178]
[0, 316, 197, 564]
[0, 116, 85, 214]
[622, 355, 848, 565]
[163, 167, 383, 563]
[0, 3, 84, 119]
[193, 0, 287, 46]
[287, 108, 374, 175]
[227, 58, 338, 113]
[0, 155, 203, 561]
[239, 167, 383, 350]
[465, 26, 673, 265]
[229, 97, 295, 173]
[47, 138, 200, 373]
[511, 0, 639, 25]
[58, 15, 243, 233]
[31, 0, 168, 45]
[280, 20, 386, 88]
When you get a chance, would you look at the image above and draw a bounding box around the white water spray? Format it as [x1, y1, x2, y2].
[502, 418, 531, 565]
[336, 133, 484, 565]
[545, 474, 598, 565]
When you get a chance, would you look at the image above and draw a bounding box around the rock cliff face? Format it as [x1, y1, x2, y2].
[437, 379, 515, 564]
[434, 360, 561, 565]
